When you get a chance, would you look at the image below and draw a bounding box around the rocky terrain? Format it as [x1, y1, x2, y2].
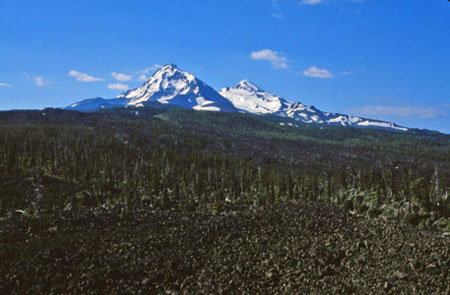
[1, 201, 449, 294]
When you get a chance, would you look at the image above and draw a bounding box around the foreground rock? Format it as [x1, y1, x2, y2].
[1, 201, 449, 294]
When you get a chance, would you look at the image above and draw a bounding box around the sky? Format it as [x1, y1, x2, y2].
[0, 0, 449, 133]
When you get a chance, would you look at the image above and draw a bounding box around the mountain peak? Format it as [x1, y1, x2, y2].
[117, 64, 238, 112]
[147, 64, 196, 84]
[220, 80, 286, 115]
[159, 63, 179, 72]
[235, 80, 261, 92]
[166, 63, 178, 68]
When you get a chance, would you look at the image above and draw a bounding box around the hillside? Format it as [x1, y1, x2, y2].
[1, 106, 450, 293]
[1, 107, 449, 223]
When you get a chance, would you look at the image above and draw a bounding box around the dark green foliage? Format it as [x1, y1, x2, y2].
[1, 107, 450, 293]
[0, 107, 449, 228]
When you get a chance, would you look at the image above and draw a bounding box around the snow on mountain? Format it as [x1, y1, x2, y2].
[219, 80, 288, 114]
[279, 103, 330, 124]
[220, 81, 330, 124]
[310, 112, 407, 131]
[220, 80, 408, 131]
[220, 81, 334, 124]
[66, 65, 407, 131]
[118, 64, 238, 112]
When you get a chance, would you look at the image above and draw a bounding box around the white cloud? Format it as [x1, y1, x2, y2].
[302, 66, 334, 78]
[138, 74, 149, 81]
[271, 0, 283, 18]
[135, 64, 162, 81]
[349, 105, 441, 119]
[107, 83, 129, 91]
[112, 72, 132, 82]
[22, 73, 49, 86]
[250, 49, 289, 69]
[35, 76, 50, 86]
[300, 0, 323, 5]
[271, 12, 283, 18]
[68, 70, 104, 82]
[0, 82, 11, 87]
[141, 64, 163, 74]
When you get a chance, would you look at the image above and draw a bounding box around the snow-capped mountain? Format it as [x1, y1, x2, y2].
[118, 64, 238, 112]
[219, 81, 327, 123]
[66, 64, 407, 131]
[219, 80, 289, 114]
[220, 80, 407, 131]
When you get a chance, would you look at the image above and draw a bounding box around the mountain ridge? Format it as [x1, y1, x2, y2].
[66, 64, 408, 132]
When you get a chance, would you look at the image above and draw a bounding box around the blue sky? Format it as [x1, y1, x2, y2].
[1, 0, 449, 133]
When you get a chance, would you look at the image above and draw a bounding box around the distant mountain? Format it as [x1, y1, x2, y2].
[118, 64, 238, 112]
[219, 80, 324, 123]
[67, 64, 407, 131]
[66, 97, 127, 112]
[220, 80, 408, 131]
[219, 80, 290, 114]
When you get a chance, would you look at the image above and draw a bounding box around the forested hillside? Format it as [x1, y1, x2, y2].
[1, 107, 449, 230]
[2, 107, 450, 294]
